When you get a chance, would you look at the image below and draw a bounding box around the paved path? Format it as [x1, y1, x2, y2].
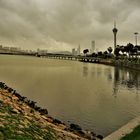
[104, 116, 140, 140]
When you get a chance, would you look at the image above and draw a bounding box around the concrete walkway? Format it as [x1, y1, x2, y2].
[104, 116, 140, 140]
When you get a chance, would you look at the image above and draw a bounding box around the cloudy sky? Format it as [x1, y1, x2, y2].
[0, 0, 140, 52]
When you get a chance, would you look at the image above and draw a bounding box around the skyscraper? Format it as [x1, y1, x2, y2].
[91, 40, 95, 53]
[112, 22, 118, 50]
[77, 44, 81, 55]
[72, 48, 77, 55]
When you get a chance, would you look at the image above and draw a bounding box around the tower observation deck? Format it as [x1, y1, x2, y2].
[112, 22, 118, 50]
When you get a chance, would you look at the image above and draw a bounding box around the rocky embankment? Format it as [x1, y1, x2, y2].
[0, 82, 103, 140]
[99, 59, 140, 71]
[81, 58, 140, 71]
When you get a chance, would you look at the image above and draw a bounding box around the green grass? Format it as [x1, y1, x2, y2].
[43, 127, 57, 140]
[120, 125, 140, 140]
[0, 99, 57, 140]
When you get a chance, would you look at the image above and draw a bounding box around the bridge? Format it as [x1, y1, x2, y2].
[0, 50, 101, 63]
[37, 53, 101, 63]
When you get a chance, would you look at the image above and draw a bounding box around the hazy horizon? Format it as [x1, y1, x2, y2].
[0, 0, 140, 52]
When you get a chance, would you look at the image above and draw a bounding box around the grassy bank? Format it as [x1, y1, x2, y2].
[120, 125, 140, 140]
[0, 100, 56, 140]
[0, 82, 103, 140]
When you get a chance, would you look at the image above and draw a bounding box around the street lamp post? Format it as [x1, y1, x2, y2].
[134, 32, 138, 46]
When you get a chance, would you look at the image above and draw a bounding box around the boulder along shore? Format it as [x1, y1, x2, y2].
[0, 82, 103, 140]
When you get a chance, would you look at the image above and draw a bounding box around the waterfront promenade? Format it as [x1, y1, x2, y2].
[0, 52, 140, 70]
[43, 53, 140, 71]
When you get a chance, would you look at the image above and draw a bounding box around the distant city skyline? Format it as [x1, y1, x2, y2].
[0, 0, 140, 52]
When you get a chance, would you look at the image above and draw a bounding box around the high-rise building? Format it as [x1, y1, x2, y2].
[77, 44, 81, 55]
[72, 48, 77, 55]
[37, 48, 48, 55]
[90, 40, 95, 53]
[112, 21, 118, 50]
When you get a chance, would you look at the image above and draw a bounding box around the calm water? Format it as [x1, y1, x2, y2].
[0, 55, 140, 136]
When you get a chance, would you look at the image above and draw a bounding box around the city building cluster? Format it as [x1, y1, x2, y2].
[0, 45, 37, 54]
[72, 45, 81, 55]
[72, 41, 95, 56]
[0, 45, 48, 56]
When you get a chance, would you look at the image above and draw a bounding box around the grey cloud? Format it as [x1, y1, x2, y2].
[0, 0, 139, 51]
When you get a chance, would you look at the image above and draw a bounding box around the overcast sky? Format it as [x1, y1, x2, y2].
[0, 0, 140, 52]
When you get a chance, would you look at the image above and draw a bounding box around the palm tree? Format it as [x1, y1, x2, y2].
[126, 43, 134, 57]
[114, 47, 120, 58]
[107, 47, 113, 54]
[83, 49, 89, 56]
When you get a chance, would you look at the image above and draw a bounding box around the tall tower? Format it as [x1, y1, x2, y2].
[112, 21, 118, 50]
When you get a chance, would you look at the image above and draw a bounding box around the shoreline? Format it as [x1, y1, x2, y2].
[1, 53, 140, 71]
[80, 58, 140, 71]
[0, 82, 103, 140]
[104, 116, 140, 140]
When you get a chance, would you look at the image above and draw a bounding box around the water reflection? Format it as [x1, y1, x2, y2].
[83, 65, 88, 77]
[113, 67, 120, 98]
[82, 63, 140, 97]
[82, 64, 103, 78]
[113, 67, 140, 97]
[104, 68, 113, 81]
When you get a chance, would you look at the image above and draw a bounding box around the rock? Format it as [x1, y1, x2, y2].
[44, 116, 53, 123]
[17, 131, 24, 135]
[34, 106, 41, 111]
[13, 91, 22, 100]
[64, 128, 69, 131]
[18, 124, 25, 129]
[97, 134, 103, 139]
[12, 95, 19, 101]
[11, 109, 19, 114]
[28, 100, 36, 108]
[20, 96, 27, 102]
[39, 108, 48, 115]
[25, 115, 32, 121]
[8, 88, 14, 93]
[47, 115, 53, 120]
[0, 82, 5, 89]
[91, 131, 96, 137]
[53, 119, 62, 124]
[30, 109, 34, 113]
[70, 123, 82, 131]
[4, 85, 8, 90]
[22, 97, 29, 103]
[77, 130, 85, 135]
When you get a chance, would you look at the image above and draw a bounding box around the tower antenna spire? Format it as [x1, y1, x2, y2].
[114, 21, 116, 28]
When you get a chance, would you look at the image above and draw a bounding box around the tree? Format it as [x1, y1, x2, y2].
[103, 51, 108, 59]
[83, 49, 89, 56]
[91, 52, 97, 57]
[114, 47, 120, 57]
[107, 47, 113, 54]
[120, 45, 125, 54]
[135, 45, 140, 51]
[104, 51, 108, 55]
[98, 51, 103, 56]
[125, 43, 134, 57]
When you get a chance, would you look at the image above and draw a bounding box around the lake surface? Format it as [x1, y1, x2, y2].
[0, 55, 140, 136]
